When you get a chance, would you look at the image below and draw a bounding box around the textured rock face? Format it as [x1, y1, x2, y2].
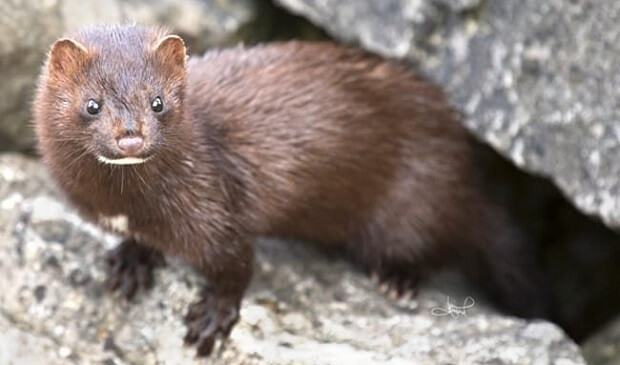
[0, 154, 585, 364]
[0, 0, 64, 152]
[0, 0, 257, 152]
[274, 0, 620, 229]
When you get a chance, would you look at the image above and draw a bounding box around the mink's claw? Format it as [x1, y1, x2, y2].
[369, 266, 421, 301]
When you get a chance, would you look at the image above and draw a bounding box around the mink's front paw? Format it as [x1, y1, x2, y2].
[183, 289, 241, 357]
[105, 238, 165, 300]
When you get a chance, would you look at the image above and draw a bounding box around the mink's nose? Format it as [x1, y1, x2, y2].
[117, 136, 144, 156]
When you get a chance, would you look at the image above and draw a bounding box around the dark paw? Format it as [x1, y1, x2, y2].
[370, 267, 421, 301]
[183, 289, 241, 357]
[105, 239, 165, 300]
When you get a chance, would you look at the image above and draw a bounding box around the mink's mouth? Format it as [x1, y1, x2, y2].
[96, 155, 153, 166]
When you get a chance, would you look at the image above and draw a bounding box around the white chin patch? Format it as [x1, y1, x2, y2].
[96, 155, 150, 165]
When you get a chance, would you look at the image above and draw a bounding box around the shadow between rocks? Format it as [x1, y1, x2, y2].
[475, 139, 620, 343]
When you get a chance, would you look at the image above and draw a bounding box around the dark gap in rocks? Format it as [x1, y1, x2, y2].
[474, 139, 620, 343]
[177, 0, 332, 53]
[236, 0, 331, 45]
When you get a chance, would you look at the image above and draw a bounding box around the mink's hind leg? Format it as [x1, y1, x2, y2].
[369, 261, 426, 300]
[352, 227, 432, 301]
[105, 238, 165, 300]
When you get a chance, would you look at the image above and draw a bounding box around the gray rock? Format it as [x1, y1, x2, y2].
[0, 0, 64, 152]
[0, 314, 69, 365]
[274, 0, 620, 229]
[0, 153, 585, 364]
[0, 0, 258, 152]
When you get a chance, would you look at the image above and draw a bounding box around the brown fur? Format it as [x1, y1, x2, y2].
[34, 24, 547, 356]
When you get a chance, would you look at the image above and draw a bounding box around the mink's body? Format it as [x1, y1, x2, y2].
[34, 25, 547, 356]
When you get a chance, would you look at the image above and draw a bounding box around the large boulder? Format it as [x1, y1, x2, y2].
[0, 154, 584, 364]
[0, 0, 258, 152]
[274, 0, 620, 230]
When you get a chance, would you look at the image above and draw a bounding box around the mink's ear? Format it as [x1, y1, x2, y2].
[48, 38, 90, 76]
[153, 35, 187, 74]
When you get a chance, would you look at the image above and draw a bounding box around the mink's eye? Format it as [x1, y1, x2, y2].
[86, 99, 100, 115]
[151, 96, 163, 113]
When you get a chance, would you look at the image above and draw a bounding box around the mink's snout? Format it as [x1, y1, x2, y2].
[117, 136, 144, 157]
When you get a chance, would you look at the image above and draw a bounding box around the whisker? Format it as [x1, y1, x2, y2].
[55, 149, 91, 177]
[130, 165, 150, 200]
[120, 167, 125, 195]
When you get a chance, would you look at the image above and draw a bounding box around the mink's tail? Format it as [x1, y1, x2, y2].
[458, 202, 551, 319]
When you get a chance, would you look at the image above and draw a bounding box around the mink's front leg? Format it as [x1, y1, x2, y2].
[105, 238, 166, 300]
[182, 234, 254, 357]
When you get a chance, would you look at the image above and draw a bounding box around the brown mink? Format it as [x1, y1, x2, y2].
[34, 24, 548, 356]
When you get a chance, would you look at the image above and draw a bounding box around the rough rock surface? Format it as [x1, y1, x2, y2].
[0, 153, 585, 364]
[0, 0, 257, 152]
[274, 0, 620, 229]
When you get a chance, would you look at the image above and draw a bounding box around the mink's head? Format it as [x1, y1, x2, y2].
[34, 25, 188, 166]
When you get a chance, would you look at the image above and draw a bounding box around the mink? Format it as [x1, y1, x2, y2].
[33, 24, 548, 356]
